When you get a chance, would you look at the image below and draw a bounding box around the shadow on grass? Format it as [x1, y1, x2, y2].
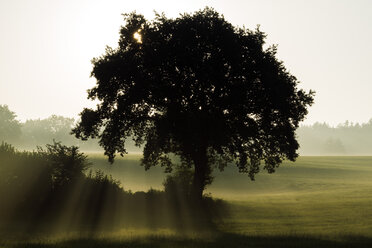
[2, 232, 372, 248]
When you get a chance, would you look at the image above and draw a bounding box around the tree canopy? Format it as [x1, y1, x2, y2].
[0, 105, 22, 143]
[73, 8, 314, 198]
[22, 115, 75, 147]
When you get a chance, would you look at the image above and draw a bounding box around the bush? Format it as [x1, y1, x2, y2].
[37, 141, 91, 188]
[0, 142, 229, 234]
[163, 165, 194, 197]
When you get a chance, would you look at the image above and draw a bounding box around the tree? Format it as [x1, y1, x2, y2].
[37, 141, 91, 188]
[73, 8, 314, 199]
[22, 115, 75, 147]
[324, 137, 345, 154]
[0, 105, 22, 143]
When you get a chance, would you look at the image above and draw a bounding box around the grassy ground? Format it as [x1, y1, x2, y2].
[215, 157, 372, 237]
[1, 156, 372, 247]
[2, 232, 372, 248]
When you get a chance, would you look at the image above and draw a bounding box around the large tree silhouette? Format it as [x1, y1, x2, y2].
[73, 8, 314, 199]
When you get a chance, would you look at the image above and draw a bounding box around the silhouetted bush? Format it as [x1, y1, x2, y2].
[37, 141, 91, 188]
[163, 165, 194, 197]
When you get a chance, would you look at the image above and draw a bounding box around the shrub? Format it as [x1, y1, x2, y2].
[37, 141, 91, 188]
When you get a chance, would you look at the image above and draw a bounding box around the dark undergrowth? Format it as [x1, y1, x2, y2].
[0, 142, 228, 234]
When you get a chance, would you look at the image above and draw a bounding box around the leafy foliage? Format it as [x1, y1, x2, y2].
[0, 142, 226, 232]
[37, 141, 91, 187]
[21, 115, 75, 148]
[73, 8, 314, 197]
[0, 105, 21, 143]
[163, 165, 194, 197]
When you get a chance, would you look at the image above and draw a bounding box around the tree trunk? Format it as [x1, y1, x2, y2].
[191, 148, 208, 201]
[192, 162, 204, 200]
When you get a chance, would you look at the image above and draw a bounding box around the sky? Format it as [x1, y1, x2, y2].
[0, 0, 371, 126]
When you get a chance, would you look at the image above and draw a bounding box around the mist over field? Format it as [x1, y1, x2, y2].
[2, 145, 372, 247]
[1, 1, 372, 246]
[2, 108, 372, 156]
[2, 111, 372, 247]
[297, 120, 372, 155]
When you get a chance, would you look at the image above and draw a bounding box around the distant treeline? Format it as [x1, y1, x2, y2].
[1, 105, 372, 155]
[298, 120, 372, 155]
[0, 105, 138, 152]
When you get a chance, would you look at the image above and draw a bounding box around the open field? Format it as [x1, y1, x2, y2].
[88, 155, 372, 235]
[1, 156, 372, 247]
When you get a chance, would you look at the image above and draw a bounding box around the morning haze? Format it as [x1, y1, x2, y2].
[1, 1, 372, 248]
[1, 0, 372, 125]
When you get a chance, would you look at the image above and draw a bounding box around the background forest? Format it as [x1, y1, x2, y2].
[1, 105, 371, 156]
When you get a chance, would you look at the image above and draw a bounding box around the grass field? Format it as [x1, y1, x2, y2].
[1, 156, 372, 247]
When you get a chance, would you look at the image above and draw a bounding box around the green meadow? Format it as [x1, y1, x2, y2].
[89, 155, 372, 235]
[1, 155, 372, 247]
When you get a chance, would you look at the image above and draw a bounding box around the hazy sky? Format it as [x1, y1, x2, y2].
[0, 0, 371, 126]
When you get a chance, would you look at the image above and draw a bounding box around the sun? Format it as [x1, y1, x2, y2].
[133, 30, 142, 43]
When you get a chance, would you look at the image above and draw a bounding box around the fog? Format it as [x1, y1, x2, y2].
[2, 104, 372, 156]
[297, 120, 372, 155]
